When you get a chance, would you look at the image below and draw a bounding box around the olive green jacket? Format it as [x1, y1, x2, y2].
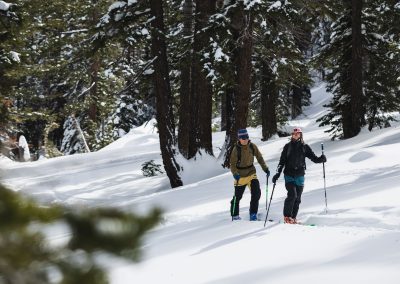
[230, 141, 268, 177]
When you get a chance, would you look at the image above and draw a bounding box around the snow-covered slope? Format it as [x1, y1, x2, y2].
[1, 83, 400, 284]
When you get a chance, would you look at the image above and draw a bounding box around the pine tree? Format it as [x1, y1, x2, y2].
[177, 0, 193, 159]
[208, 0, 255, 167]
[0, 183, 161, 283]
[3, 0, 139, 154]
[90, 0, 183, 187]
[252, 0, 312, 140]
[60, 116, 88, 155]
[363, 0, 400, 130]
[316, 0, 400, 139]
[0, 2, 20, 95]
[0, 1, 21, 134]
[149, 0, 183, 187]
[191, 0, 215, 157]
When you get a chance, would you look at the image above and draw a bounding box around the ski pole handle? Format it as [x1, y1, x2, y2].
[321, 143, 324, 154]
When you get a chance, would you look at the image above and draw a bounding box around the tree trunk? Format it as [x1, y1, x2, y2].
[190, 0, 215, 157]
[220, 92, 227, 131]
[261, 63, 278, 140]
[89, 55, 99, 122]
[348, 0, 363, 138]
[89, 0, 100, 122]
[342, 53, 353, 138]
[232, 7, 253, 131]
[149, 0, 183, 188]
[221, 87, 235, 168]
[291, 21, 312, 120]
[291, 86, 302, 119]
[178, 0, 193, 159]
[222, 2, 253, 167]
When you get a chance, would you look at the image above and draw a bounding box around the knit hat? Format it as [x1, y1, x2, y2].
[237, 128, 249, 140]
[292, 127, 302, 134]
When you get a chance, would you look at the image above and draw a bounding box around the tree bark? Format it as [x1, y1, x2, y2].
[348, 0, 363, 138]
[291, 86, 302, 119]
[291, 24, 311, 120]
[232, 7, 253, 131]
[190, 0, 216, 157]
[88, 1, 100, 122]
[88, 55, 99, 122]
[220, 92, 227, 131]
[261, 63, 278, 140]
[222, 2, 253, 167]
[149, 0, 183, 188]
[178, 0, 193, 159]
[221, 87, 235, 167]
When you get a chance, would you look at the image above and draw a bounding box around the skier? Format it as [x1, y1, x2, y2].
[230, 128, 270, 221]
[272, 127, 326, 224]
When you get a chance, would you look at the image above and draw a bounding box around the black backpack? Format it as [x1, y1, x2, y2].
[286, 142, 307, 170]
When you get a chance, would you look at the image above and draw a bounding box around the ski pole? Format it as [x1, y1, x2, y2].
[232, 179, 239, 221]
[265, 174, 269, 211]
[264, 182, 276, 227]
[232, 195, 236, 221]
[321, 143, 328, 213]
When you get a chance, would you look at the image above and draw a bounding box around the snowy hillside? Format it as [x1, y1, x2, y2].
[1, 83, 400, 284]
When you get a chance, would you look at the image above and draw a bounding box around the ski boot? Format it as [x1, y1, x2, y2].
[284, 216, 296, 224]
[249, 213, 258, 221]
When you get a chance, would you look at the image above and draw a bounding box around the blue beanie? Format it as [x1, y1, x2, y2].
[237, 128, 249, 139]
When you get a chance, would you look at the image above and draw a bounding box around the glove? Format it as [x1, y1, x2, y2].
[264, 168, 270, 178]
[320, 154, 327, 163]
[233, 173, 240, 181]
[272, 173, 280, 184]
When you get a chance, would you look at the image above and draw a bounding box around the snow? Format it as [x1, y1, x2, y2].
[108, 1, 126, 12]
[114, 12, 124, 22]
[140, 28, 149, 35]
[99, 14, 110, 25]
[9, 51, 20, 63]
[128, 0, 137, 5]
[0, 0, 10, 11]
[244, 0, 262, 10]
[1, 83, 400, 283]
[268, 1, 282, 12]
[18, 135, 30, 161]
[214, 47, 229, 62]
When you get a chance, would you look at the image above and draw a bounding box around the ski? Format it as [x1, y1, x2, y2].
[297, 223, 316, 226]
[231, 217, 275, 222]
[284, 222, 316, 226]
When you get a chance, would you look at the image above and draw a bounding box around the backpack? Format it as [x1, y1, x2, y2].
[286, 142, 305, 158]
[286, 142, 307, 170]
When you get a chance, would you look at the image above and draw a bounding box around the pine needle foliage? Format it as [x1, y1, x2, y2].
[0, 183, 162, 284]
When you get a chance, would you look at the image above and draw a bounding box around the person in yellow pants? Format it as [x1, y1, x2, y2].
[230, 129, 270, 221]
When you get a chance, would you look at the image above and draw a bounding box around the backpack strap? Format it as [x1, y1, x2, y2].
[236, 145, 242, 169]
[286, 143, 292, 160]
[236, 143, 254, 169]
[286, 142, 305, 159]
[286, 142, 307, 170]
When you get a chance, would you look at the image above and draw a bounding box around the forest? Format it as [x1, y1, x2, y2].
[1, 0, 399, 187]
